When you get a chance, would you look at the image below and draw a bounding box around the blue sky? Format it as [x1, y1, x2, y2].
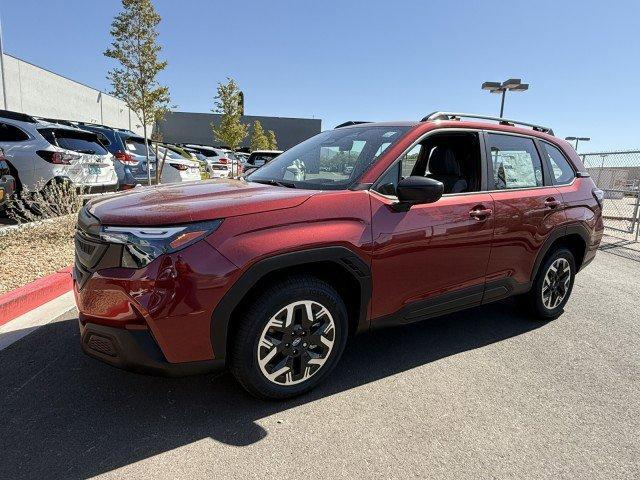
[1, 0, 638, 151]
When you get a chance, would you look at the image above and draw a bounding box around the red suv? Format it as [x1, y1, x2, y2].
[74, 112, 604, 399]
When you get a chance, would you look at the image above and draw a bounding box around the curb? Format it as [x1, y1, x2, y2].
[0, 266, 73, 326]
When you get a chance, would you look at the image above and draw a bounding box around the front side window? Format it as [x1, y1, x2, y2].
[542, 141, 575, 185]
[248, 126, 410, 190]
[0, 122, 29, 142]
[374, 131, 482, 196]
[487, 134, 544, 190]
[374, 144, 422, 196]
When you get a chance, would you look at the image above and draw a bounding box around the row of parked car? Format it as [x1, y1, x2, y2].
[0, 109, 282, 204]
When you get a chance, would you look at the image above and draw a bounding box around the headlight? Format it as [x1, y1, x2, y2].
[100, 219, 223, 268]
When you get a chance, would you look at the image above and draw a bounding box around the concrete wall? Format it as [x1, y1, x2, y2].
[0, 53, 142, 134]
[156, 111, 322, 150]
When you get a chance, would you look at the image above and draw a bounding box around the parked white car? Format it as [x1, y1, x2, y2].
[0, 110, 118, 193]
[182, 144, 243, 178]
[155, 146, 201, 184]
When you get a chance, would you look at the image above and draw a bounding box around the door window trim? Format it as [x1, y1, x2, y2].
[370, 127, 489, 198]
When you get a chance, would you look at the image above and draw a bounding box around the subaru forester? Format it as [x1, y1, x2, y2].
[74, 112, 604, 399]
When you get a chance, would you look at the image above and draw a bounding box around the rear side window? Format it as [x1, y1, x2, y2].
[0, 122, 29, 142]
[95, 132, 111, 147]
[487, 134, 544, 189]
[542, 142, 575, 185]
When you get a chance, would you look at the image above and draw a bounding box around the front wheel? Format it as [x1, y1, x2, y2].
[524, 248, 576, 320]
[229, 275, 348, 400]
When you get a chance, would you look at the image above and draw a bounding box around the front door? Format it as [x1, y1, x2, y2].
[369, 131, 495, 324]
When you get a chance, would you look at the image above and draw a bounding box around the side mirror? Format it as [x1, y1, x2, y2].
[395, 176, 443, 210]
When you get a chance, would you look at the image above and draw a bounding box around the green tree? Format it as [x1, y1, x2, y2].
[250, 120, 269, 151]
[266, 130, 278, 150]
[104, 0, 170, 185]
[211, 78, 248, 150]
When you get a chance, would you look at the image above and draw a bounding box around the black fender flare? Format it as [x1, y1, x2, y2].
[210, 246, 371, 360]
[530, 223, 590, 281]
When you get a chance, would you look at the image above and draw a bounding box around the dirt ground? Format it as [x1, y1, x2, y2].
[0, 215, 76, 294]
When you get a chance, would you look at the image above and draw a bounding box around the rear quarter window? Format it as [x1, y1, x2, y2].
[542, 142, 576, 185]
[0, 122, 29, 142]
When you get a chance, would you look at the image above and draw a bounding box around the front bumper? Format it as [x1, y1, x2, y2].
[80, 321, 224, 377]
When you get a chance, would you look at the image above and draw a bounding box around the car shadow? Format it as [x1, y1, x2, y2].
[0, 299, 542, 479]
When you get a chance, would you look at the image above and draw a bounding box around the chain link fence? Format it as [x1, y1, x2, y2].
[581, 150, 640, 261]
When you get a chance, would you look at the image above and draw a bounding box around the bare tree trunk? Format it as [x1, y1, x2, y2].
[142, 117, 151, 186]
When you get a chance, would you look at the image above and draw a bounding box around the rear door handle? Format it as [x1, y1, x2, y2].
[544, 197, 561, 209]
[470, 207, 492, 220]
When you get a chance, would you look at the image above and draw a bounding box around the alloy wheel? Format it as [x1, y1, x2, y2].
[541, 257, 571, 310]
[257, 300, 335, 386]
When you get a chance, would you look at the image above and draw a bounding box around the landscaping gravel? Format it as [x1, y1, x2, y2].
[0, 215, 76, 294]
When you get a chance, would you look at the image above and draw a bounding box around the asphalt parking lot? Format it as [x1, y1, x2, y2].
[0, 250, 638, 480]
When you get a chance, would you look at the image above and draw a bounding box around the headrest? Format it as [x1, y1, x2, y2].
[427, 147, 460, 176]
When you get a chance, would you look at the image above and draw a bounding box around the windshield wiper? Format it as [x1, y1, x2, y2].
[251, 179, 296, 188]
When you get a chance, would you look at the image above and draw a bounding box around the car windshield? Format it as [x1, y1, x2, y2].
[247, 125, 410, 189]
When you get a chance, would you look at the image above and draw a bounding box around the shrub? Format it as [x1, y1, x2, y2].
[7, 180, 84, 223]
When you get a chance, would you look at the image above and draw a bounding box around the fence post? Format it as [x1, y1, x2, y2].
[597, 154, 606, 186]
[635, 192, 640, 243]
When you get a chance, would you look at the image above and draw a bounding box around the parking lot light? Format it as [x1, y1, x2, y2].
[565, 136, 591, 151]
[481, 78, 529, 117]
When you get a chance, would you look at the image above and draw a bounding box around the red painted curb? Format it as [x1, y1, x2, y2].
[0, 265, 73, 326]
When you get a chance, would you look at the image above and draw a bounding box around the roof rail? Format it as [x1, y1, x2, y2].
[0, 109, 37, 123]
[34, 117, 79, 127]
[334, 121, 372, 129]
[421, 111, 554, 135]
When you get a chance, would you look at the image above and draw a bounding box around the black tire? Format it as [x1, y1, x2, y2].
[523, 248, 576, 320]
[229, 275, 349, 400]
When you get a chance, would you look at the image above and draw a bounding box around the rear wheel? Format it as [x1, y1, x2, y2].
[229, 275, 348, 400]
[524, 248, 576, 320]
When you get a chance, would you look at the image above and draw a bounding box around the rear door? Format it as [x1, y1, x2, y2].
[483, 132, 566, 298]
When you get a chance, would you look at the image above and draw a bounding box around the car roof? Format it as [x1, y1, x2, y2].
[250, 150, 283, 154]
[335, 113, 555, 138]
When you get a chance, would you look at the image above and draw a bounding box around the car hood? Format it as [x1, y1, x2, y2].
[87, 179, 316, 226]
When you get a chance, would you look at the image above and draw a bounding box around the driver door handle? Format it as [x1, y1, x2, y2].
[470, 207, 492, 220]
[544, 197, 561, 209]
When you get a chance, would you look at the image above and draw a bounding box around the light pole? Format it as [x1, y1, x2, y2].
[481, 78, 529, 117]
[565, 136, 590, 152]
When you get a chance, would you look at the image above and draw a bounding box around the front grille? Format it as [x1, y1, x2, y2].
[74, 232, 107, 271]
[76, 237, 96, 256]
[74, 206, 122, 289]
